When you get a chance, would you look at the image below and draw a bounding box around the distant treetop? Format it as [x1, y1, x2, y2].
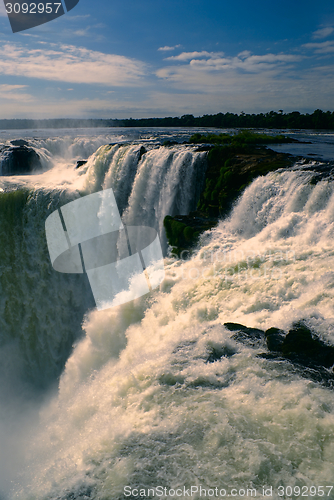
[1, 110, 334, 130]
[118, 110, 334, 130]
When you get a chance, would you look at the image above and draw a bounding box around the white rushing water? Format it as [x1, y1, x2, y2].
[1, 130, 334, 500]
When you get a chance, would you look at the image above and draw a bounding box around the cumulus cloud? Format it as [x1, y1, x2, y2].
[0, 42, 146, 86]
[158, 50, 302, 84]
[302, 40, 334, 53]
[0, 39, 333, 118]
[237, 50, 252, 59]
[158, 45, 181, 51]
[312, 27, 334, 39]
[0, 84, 33, 102]
[164, 51, 224, 61]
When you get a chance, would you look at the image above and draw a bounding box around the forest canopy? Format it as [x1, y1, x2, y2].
[1, 109, 334, 129]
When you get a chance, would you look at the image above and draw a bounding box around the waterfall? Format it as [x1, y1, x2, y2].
[0, 143, 207, 390]
[2, 134, 334, 500]
[8, 164, 334, 500]
[84, 143, 207, 234]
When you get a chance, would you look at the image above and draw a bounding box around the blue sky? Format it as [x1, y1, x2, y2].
[0, 0, 333, 118]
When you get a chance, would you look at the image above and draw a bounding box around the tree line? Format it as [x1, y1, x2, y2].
[1, 110, 334, 130]
[118, 110, 334, 129]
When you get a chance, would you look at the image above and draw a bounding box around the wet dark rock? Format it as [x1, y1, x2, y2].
[0, 145, 42, 175]
[198, 146, 294, 218]
[206, 343, 236, 363]
[137, 145, 146, 162]
[163, 140, 178, 146]
[224, 322, 265, 348]
[164, 212, 218, 257]
[75, 160, 88, 169]
[281, 321, 334, 369]
[264, 321, 334, 370]
[265, 327, 285, 352]
[223, 320, 334, 388]
[10, 139, 30, 147]
[164, 139, 295, 254]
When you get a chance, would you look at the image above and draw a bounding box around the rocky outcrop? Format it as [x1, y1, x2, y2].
[224, 322, 265, 348]
[75, 160, 88, 169]
[164, 143, 294, 255]
[138, 145, 146, 162]
[0, 145, 42, 175]
[10, 139, 30, 147]
[198, 146, 294, 217]
[164, 213, 217, 256]
[265, 321, 334, 369]
[211, 321, 334, 388]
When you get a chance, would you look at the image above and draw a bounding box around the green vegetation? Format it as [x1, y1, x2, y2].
[118, 109, 334, 130]
[198, 145, 291, 217]
[185, 131, 296, 217]
[2, 109, 334, 130]
[164, 216, 199, 255]
[164, 132, 294, 255]
[188, 130, 296, 145]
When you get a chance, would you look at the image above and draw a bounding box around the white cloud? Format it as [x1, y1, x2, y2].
[158, 45, 181, 51]
[312, 27, 334, 39]
[237, 50, 252, 59]
[0, 42, 146, 87]
[0, 40, 333, 118]
[158, 50, 302, 84]
[0, 84, 26, 91]
[302, 40, 334, 53]
[1, 66, 333, 119]
[151, 67, 334, 115]
[165, 51, 224, 61]
[20, 33, 40, 38]
[154, 49, 311, 112]
[0, 77, 331, 119]
[0, 84, 33, 102]
[73, 29, 90, 36]
[0, 96, 113, 118]
[64, 14, 91, 20]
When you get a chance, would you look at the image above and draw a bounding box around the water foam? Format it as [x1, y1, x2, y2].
[9, 166, 334, 499]
[0, 141, 207, 392]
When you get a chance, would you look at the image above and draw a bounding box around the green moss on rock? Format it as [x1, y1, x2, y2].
[164, 132, 296, 254]
[198, 144, 293, 217]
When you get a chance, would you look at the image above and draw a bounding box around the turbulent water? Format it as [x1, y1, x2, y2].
[1, 129, 334, 500]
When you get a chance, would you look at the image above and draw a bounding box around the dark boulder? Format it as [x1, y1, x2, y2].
[224, 322, 265, 348]
[75, 160, 88, 169]
[164, 212, 218, 257]
[0, 145, 42, 175]
[223, 320, 334, 387]
[264, 327, 285, 352]
[10, 139, 30, 147]
[280, 321, 334, 369]
[138, 146, 146, 162]
[264, 321, 334, 370]
[206, 343, 237, 363]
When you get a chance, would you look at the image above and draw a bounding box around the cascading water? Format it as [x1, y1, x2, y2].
[1, 131, 334, 500]
[10, 165, 334, 500]
[0, 140, 207, 391]
[83, 143, 207, 224]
